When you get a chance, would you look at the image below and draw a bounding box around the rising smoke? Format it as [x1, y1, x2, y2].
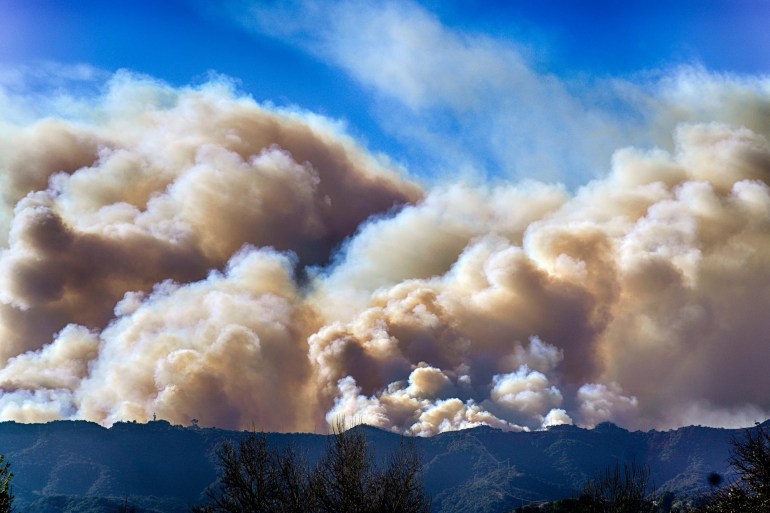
[1, 72, 770, 433]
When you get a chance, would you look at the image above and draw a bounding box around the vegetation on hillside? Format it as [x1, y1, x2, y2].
[513, 462, 656, 513]
[513, 423, 770, 513]
[0, 455, 12, 513]
[692, 422, 770, 512]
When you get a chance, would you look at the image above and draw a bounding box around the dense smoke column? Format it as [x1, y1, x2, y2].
[0, 77, 421, 430]
[1, 74, 770, 432]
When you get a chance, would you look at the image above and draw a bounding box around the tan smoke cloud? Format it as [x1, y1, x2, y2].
[1, 72, 770, 433]
[306, 121, 770, 432]
[0, 73, 420, 363]
[0, 74, 420, 431]
[75, 247, 319, 431]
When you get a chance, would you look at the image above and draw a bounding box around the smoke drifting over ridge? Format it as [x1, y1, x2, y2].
[2, 73, 770, 433]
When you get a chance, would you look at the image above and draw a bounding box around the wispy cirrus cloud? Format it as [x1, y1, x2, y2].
[221, 0, 770, 186]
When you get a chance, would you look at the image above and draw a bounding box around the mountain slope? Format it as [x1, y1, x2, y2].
[0, 420, 759, 513]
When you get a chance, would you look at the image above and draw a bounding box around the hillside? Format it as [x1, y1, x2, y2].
[0, 420, 759, 513]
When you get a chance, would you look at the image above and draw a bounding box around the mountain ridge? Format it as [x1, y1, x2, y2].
[0, 419, 765, 513]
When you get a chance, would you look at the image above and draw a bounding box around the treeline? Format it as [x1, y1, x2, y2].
[514, 423, 770, 513]
[191, 421, 430, 513]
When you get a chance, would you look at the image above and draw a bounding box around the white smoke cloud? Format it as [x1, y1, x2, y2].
[0, 72, 419, 432]
[490, 367, 563, 421]
[1, 68, 770, 434]
[577, 383, 639, 428]
[75, 247, 317, 430]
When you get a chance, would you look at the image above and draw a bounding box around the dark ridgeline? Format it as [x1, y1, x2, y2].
[0, 419, 766, 513]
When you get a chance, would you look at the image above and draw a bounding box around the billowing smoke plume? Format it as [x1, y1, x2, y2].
[2, 72, 770, 433]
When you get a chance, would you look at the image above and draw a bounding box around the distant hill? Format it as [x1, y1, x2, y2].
[0, 419, 762, 513]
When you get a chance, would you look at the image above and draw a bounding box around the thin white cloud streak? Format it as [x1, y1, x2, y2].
[228, 0, 770, 186]
[229, 0, 618, 183]
[0, 62, 111, 124]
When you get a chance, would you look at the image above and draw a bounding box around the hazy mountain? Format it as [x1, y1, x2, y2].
[0, 419, 759, 513]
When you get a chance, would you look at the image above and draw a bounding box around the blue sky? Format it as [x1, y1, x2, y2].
[5, 1, 768, 80]
[2, 0, 769, 185]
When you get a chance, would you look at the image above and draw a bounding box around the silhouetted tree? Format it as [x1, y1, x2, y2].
[698, 422, 770, 512]
[275, 444, 314, 513]
[192, 422, 430, 513]
[310, 419, 430, 513]
[579, 461, 655, 513]
[119, 495, 137, 513]
[377, 438, 431, 513]
[192, 432, 310, 513]
[728, 422, 770, 503]
[311, 420, 378, 513]
[0, 455, 12, 513]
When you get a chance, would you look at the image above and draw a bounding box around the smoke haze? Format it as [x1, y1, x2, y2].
[1, 72, 770, 433]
